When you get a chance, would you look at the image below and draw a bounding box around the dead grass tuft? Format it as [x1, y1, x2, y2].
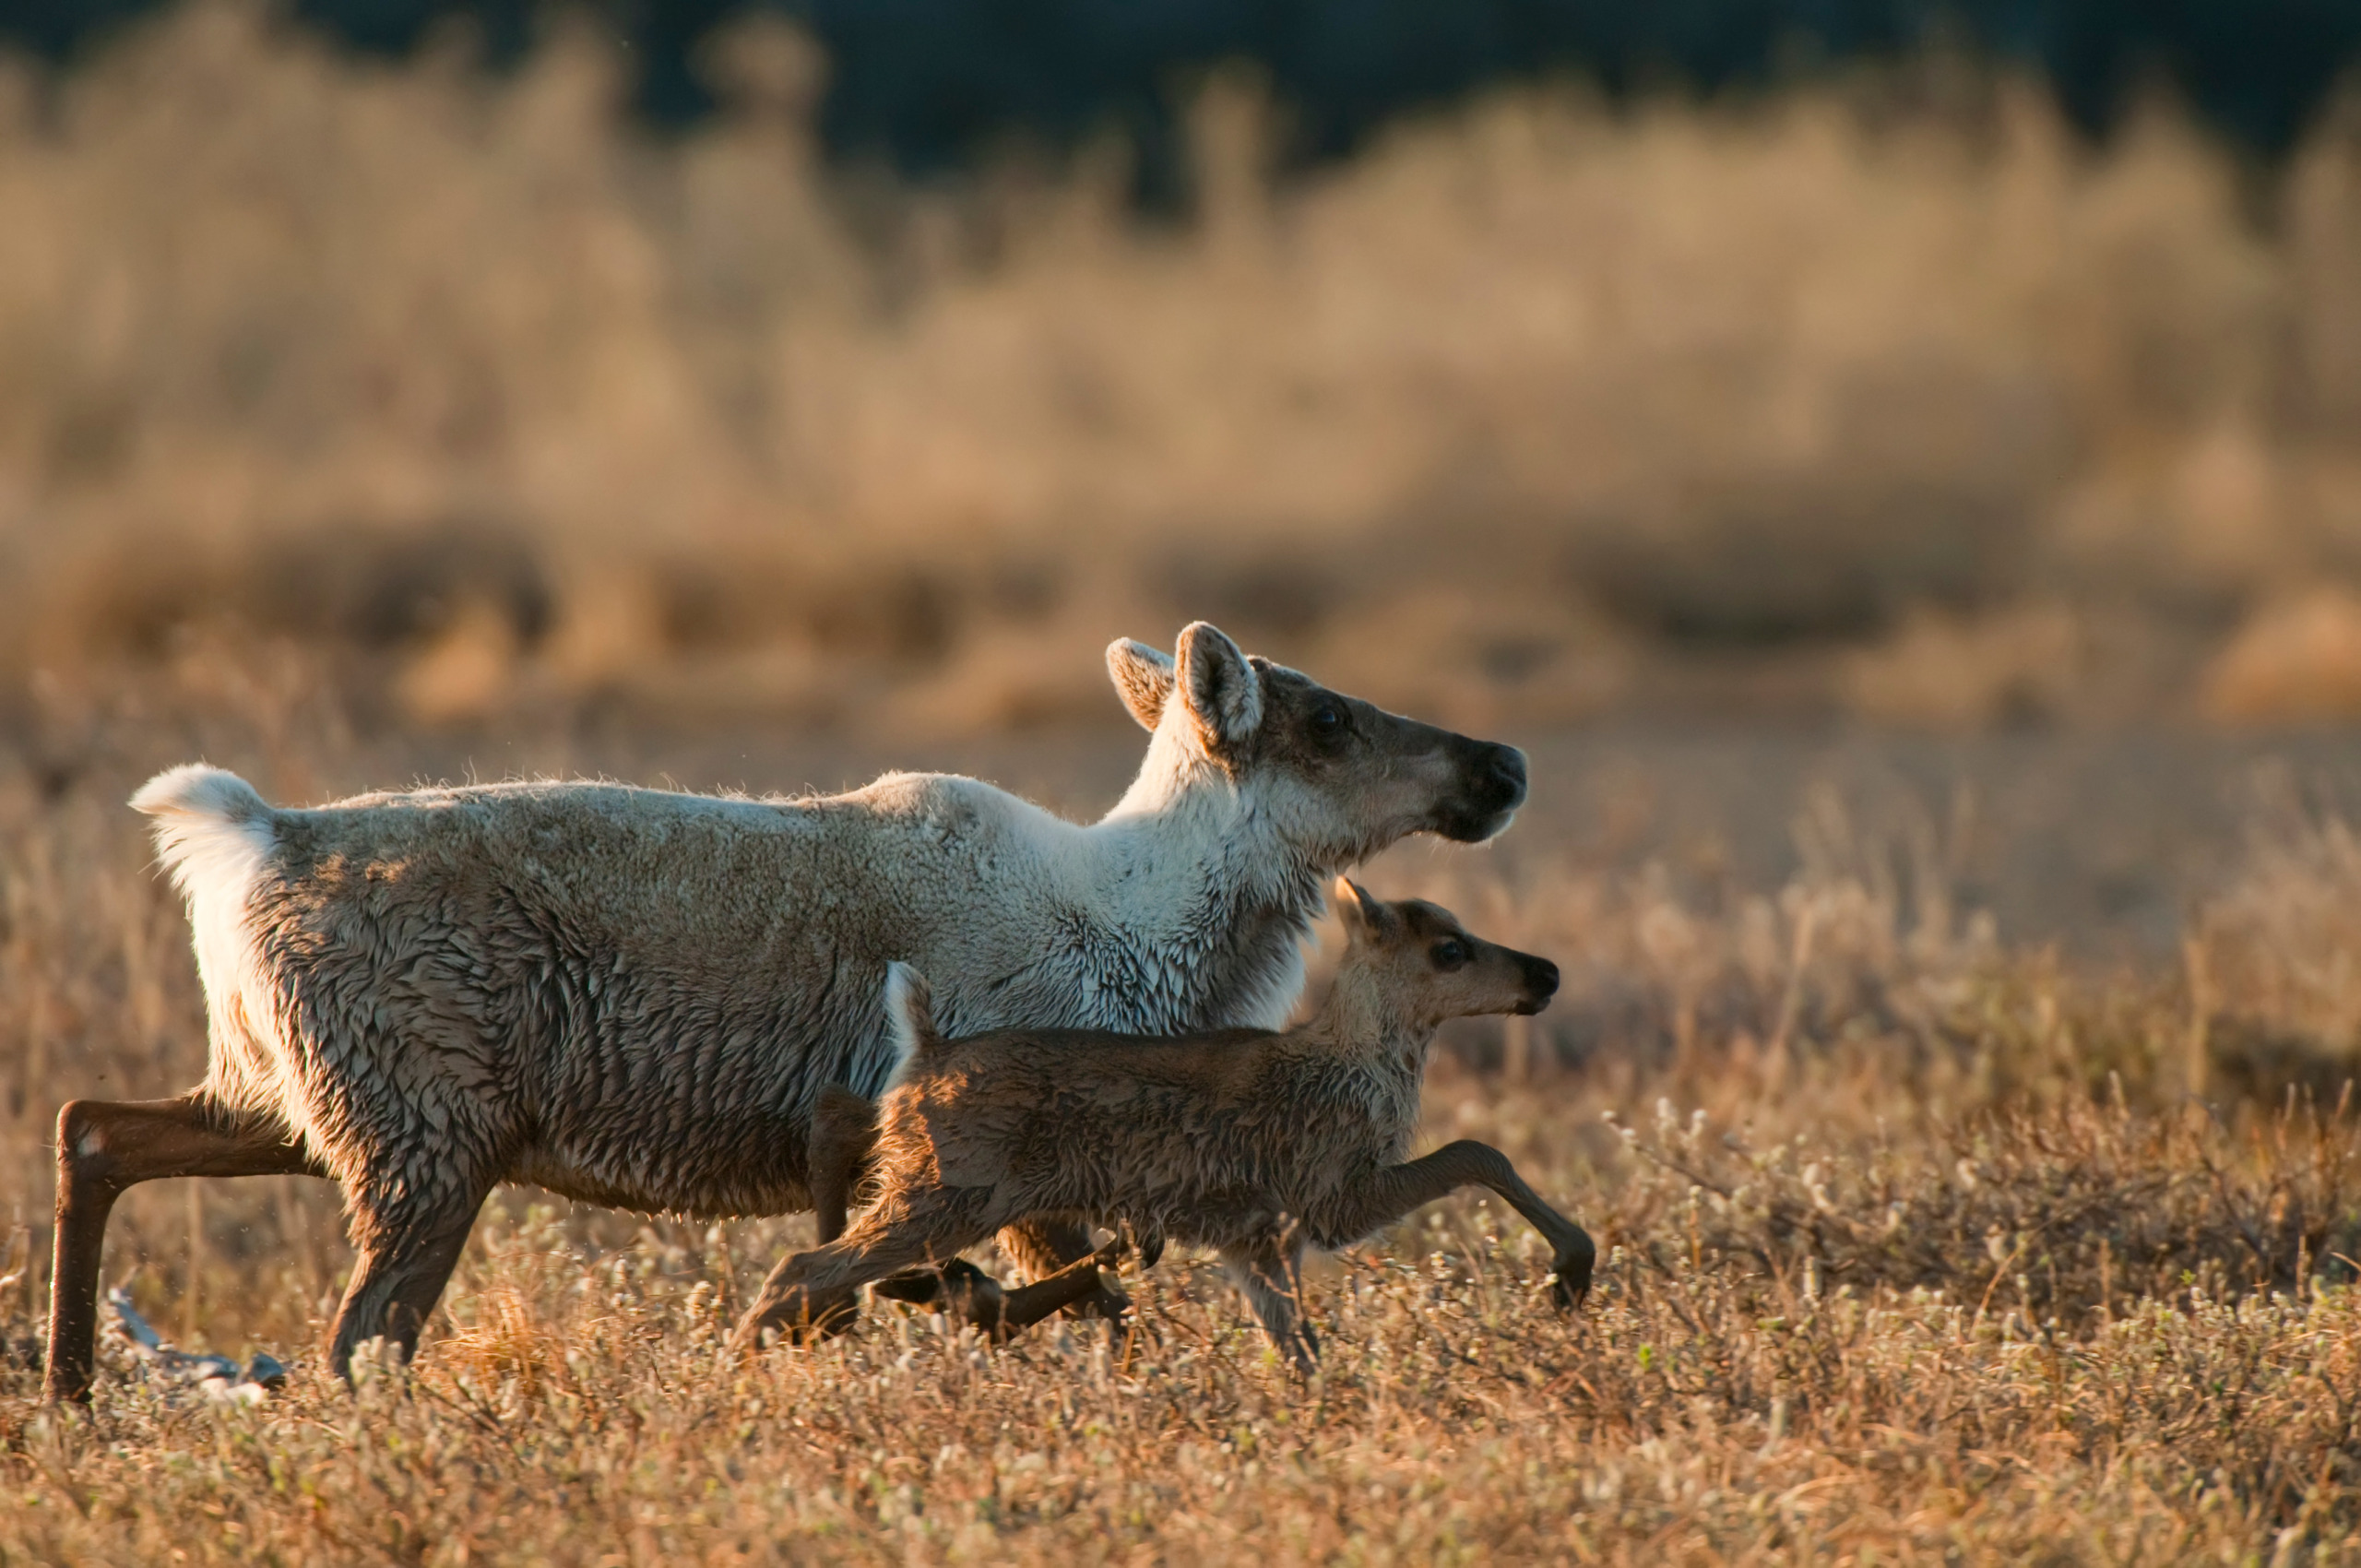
[3, 673, 2361, 1557]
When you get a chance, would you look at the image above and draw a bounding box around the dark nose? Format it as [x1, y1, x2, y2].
[1483, 744, 1528, 808]
[1524, 956, 1560, 1001]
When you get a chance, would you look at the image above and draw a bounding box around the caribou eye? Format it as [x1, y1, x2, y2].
[1431, 939, 1469, 971]
[1310, 704, 1347, 741]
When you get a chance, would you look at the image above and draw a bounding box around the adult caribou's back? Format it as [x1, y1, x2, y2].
[45, 622, 1529, 1400]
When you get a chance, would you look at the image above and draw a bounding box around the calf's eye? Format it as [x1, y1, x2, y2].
[1431, 940, 1468, 970]
[1310, 705, 1345, 739]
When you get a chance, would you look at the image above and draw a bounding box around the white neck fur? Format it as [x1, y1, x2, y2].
[1074, 711, 1328, 1030]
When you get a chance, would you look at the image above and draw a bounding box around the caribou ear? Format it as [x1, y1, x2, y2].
[1333, 877, 1399, 943]
[1175, 622, 1263, 750]
[1106, 638, 1177, 731]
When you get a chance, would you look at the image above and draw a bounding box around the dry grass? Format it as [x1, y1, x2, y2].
[7, 672, 2361, 1560]
[8, 4, 2361, 731]
[15, 7, 2361, 1554]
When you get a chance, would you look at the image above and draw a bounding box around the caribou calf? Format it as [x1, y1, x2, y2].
[736, 882, 1594, 1369]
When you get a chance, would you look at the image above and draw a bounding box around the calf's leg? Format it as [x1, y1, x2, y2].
[46, 1094, 326, 1404]
[1326, 1139, 1596, 1307]
[1001, 1216, 1133, 1323]
[732, 1185, 1002, 1351]
[872, 1240, 1125, 1339]
[808, 1099, 1127, 1325]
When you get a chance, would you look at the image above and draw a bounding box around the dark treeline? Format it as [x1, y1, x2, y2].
[4, 0, 2356, 186]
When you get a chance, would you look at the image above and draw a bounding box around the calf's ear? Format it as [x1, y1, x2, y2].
[1175, 622, 1263, 751]
[1333, 876, 1399, 943]
[1106, 638, 1177, 731]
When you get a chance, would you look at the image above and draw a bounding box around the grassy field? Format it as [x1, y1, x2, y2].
[12, 4, 2361, 1558]
[8, 670, 2361, 1562]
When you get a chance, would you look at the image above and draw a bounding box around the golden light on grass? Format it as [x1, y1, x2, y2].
[10, 6, 2361, 1556]
[3, 672, 2361, 1558]
[2201, 588, 2361, 725]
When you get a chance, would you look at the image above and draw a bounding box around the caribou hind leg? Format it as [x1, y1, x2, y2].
[1222, 1234, 1319, 1374]
[870, 1241, 1126, 1339]
[325, 1194, 490, 1383]
[45, 1094, 326, 1403]
[805, 1092, 1127, 1334]
[808, 1084, 877, 1246]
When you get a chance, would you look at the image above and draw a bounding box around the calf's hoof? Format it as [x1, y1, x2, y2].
[730, 1286, 857, 1352]
[1550, 1235, 1597, 1311]
[1062, 1278, 1133, 1323]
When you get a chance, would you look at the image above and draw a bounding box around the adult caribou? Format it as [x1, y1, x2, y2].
[45, 623, 1529, 1399]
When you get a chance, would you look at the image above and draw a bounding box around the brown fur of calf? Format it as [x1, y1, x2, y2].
[807, 1086, 1128, 1338]
[737, 881, 1593, 1370]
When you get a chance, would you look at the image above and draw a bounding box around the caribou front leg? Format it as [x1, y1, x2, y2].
[47, 1095, 326, 1403]
[1325, 1140, 1595, 1309]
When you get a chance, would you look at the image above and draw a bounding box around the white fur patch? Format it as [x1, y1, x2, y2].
[131, 765, 290, 1119]
[132, 764, 275, 898]
[880, 962, 933, 1091]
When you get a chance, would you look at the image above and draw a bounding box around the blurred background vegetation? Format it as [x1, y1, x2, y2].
[11, 0, 2356, 164]
[3, 0, 2361, 740]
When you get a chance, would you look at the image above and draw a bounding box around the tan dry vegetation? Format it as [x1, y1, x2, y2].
[9, 3, 2361, 731]
[6, 676, 2361, 1559]
[16, 7, 2361, 1553]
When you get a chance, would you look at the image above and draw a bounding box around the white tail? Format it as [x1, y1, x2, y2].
[880, 962, 936, 1092]
[129, 766, 286, 1123]
[131, 765, 277, 904]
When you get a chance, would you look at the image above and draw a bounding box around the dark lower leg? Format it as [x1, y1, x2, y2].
[808, 1086, 878, 1246]
[999, 1217, 1133, 1322]
[988, 1240, 1126, 1333]
[326, 1203, 484, 1382]
[733, 1195, 997, 1350]
[1330, 1140, 1596, 1304]
[1224, 1239, 1316, 1372]
[45, 1096, 323, 1403]
[46, 1153, 120, 1406]
[874, 1239, 1123, 1339]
